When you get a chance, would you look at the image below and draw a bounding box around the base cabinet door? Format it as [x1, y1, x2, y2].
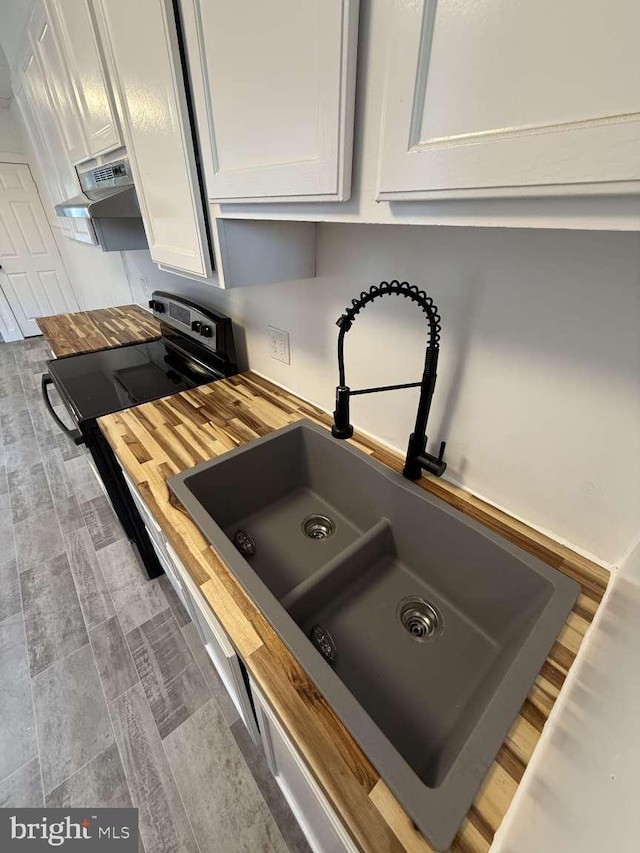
[251, 681, 357, 853]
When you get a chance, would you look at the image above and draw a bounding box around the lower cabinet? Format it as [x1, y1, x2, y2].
[120, 467, 259, 742]
[120, 469, 356, 850]
[251, 681, 358, 853]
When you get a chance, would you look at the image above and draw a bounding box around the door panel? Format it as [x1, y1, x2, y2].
[10, 202, 48, 256]
[30, 5, 89, 164]
[181, 0, 359, 203]
[377, 0, 640, 199]
[47, 0, 122, 157]
[0, 163, 78, 337]
[96, 0, 212, 277]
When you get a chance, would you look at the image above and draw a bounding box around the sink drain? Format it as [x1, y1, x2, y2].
[301, 514, 335, 539]
[397, 597, 442, 642]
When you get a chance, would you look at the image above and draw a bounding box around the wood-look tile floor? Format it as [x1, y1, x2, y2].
[0, 337, 311, 853]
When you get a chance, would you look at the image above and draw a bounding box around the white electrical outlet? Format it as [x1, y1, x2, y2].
[140, 275, 150, 298]
[268, 326, 290, 364]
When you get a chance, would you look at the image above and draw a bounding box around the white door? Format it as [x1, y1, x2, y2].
[46, 0, 122, 158]
[0, 163, 78, 337]
[377, 0, 640, 200]
[95, 0, 213, 278]
[180, 0, 359, 203]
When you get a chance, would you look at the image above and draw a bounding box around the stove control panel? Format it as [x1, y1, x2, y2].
[149, 291, 237, 371]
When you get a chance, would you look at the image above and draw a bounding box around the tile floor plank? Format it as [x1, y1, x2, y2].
[98, 539, 168, 634]
[21, 553, 89, 676]
[8, 461, 54, 524]
[126, 609, 210, 739]
[80, 495, 124, 551]
[46, 744, 131, 809]
[0, 557, 21, 623]
[0, 758, 44, 808]
[90, 616, 139, 703]
[0, 612, 29, 685]
[164, 700, 289, 853]
[65, 527, 115, 629]
[33, 644, 114, 795]
[14, 508, 65, 574]
[0, 678, 38, 782]
[109, 683, 198, 853]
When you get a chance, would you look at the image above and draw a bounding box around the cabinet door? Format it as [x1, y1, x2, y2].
[47, 0, 121, 157]
[180, 0, 359, 203]
[29, 4, 89, 165]
[251, 682, 357, 853]
[181, 562, 260, 744]
[377, 0, 640, 200]
[16, 51, 98, 246]
[95, 0, 213, 278]
[18, 53, 75, 206]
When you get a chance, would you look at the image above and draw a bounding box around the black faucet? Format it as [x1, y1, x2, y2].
[331, 280, 447, 480]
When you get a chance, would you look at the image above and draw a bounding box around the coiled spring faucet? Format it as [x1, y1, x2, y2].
[331, 280, 446, 480]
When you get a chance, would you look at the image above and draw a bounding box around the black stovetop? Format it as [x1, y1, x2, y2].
[48, 337, 225, 423]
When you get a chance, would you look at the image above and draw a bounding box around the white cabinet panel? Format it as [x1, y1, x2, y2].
[95, 0, 213, 278]
[378, 0, 640, 199]
[181, 560, 260, 744]
[181, 0, 358, 203]
[47, 0, 122, 157]
[251, 682, 357, 853]
[30, 5, 88, 165]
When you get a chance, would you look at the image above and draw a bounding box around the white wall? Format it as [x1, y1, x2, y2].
[493, 536, 640, 853]
[124, 224, 640, 568]
[0, 43, 11, 108]
[6, 101, 133, 311]
[0, 102, 25, 156]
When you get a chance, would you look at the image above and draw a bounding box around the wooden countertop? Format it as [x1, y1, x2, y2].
[98, 372, 609, 853]
[37, 304, 161, 357]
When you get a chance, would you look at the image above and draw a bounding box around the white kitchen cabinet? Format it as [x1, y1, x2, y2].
[46, 0, 122, 158]
[377, 0, 640, 200]
[251, 681, 358, 853]
[14, 41, 98, 246]
[179, 556, 260, 744]
[29, 3, 88, 165]
[180, 0, 359, 203]
[94, 0, 213, 279]
[119, 466, 260, 740]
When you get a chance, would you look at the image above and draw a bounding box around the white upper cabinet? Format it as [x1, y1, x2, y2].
[95, 0, 213, 277]
[180, 0, 359, 203]
[377, 0, 640, 200]
[46, 0, 122, 158]
[29, 5, 89, 165]
[15, 38, 97, 245]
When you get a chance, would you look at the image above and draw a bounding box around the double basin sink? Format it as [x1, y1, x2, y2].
[169, 420, 578, 850]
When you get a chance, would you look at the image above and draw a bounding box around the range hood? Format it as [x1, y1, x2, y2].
[55, 157, 148, 251]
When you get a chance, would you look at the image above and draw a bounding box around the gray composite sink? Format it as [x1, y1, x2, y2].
[169, 420, 579, 850]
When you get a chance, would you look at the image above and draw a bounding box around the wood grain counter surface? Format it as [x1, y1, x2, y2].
[37, 304, 161, 357]
[98, 372, 610, 853]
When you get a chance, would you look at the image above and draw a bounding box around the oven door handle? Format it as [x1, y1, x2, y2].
[41, 374, 84, 445]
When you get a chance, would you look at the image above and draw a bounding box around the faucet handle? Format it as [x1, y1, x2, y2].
[437, 440, 446, 463]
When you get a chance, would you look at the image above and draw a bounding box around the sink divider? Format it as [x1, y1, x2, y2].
[281, 518, 393, 624]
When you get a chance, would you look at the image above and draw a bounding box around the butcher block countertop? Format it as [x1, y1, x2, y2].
[98, 372, 609, 853]
[37, 304, 161, 357]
